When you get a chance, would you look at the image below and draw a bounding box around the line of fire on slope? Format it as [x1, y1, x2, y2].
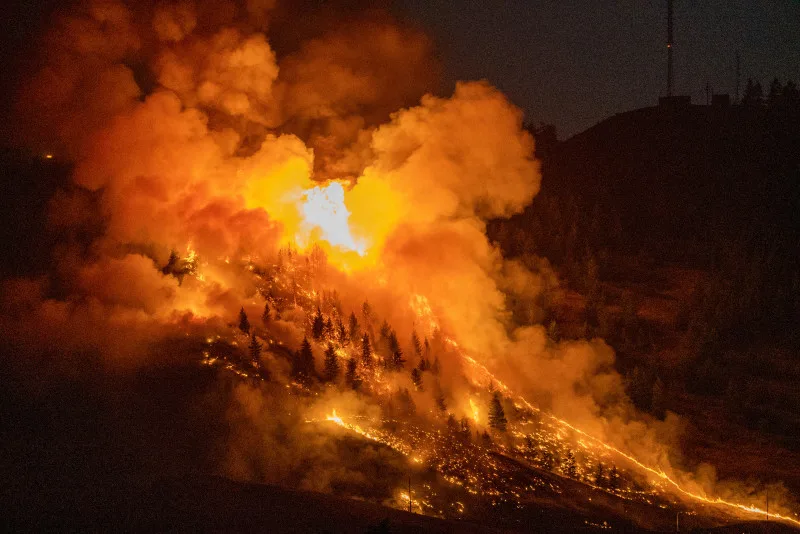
[173, 246, 799, 530]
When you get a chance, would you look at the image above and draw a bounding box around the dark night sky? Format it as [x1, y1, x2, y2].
[395, 0, 800, 137]
[1, 1, 799, 140]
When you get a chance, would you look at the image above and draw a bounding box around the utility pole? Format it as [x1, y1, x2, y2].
[667, 0, 674, 97]
[408, 476, 412, 513]
[735, 51, 741, 104]
[766, 491, 769, 521]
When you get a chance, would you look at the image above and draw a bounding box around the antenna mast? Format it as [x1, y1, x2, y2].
[667, 0, 674, 97]
[736, 51, 741, 104]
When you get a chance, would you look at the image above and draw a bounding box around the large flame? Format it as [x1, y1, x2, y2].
[299, 182, 365, 255]
[469, 398, 480, 424]
[326, 409, 345, 426]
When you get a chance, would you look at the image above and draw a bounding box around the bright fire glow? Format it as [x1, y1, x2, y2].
[326, 409, 344, 425]
[300, 182, 365, 254]
[410, 294, 439, 333]
[469, 398, 480, 424]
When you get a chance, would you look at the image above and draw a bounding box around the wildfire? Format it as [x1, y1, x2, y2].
[459, 355, 800, 527]
[205, 322, 800, 529]
[18, 2, 798, 526]
[191, 245, 800, 528]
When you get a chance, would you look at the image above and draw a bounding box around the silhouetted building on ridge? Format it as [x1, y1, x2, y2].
[658, 95, 691, 109]
[711, 94, 730, 107]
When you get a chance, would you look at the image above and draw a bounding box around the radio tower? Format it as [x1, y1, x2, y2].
[667, 0, 674, 97]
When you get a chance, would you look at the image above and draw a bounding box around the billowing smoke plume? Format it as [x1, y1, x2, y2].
[9, 0, 540, 370]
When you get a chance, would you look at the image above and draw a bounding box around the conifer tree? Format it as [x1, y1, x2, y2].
[391, 346, 405, 371]
[417, 358, 430, 372]
[742, 78, 763, 106]
[162, 250, 191, 284]
[290, 348, 302, 380]
[435, 389, 447, 413]
[593, 462, 606, 487]
[238, 307, 250, 334]
[323, 343, 340, 383]
[768, 77, 783, 106]
[312, 308, 325, 340]
[162, 250, 179, 275]
[379, 320, 392, 342]
[349, 312, 360, 345]
[411, 330, 422, 357]
[488, 391, 507, 432]
[431, 355, 441, 375]
[608, 465, 620, 491]
[784, 80, 800, 106]
[323, 317, 334, 339]
[361, 333, 373, 369]
[388, 330, 400, 354]
[563, 449, 577, 478]
[361, 301, 372, 327]
[262, 302, 271, 324]
[336, 318, 347, 345]
[248, 333, 262, 367]
[410, 367, 423, 390]
[459, 417, 472, 442]
[293, 337, 315, 383]
[345, 357, 361, 390]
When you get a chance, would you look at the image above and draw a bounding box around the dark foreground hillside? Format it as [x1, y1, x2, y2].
[0, 360, 488, 533]
[2, 472, 500, 533]
[0, 359, 655, 533]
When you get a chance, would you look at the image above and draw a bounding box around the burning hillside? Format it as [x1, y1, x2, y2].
[2, 0, 799, 530]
